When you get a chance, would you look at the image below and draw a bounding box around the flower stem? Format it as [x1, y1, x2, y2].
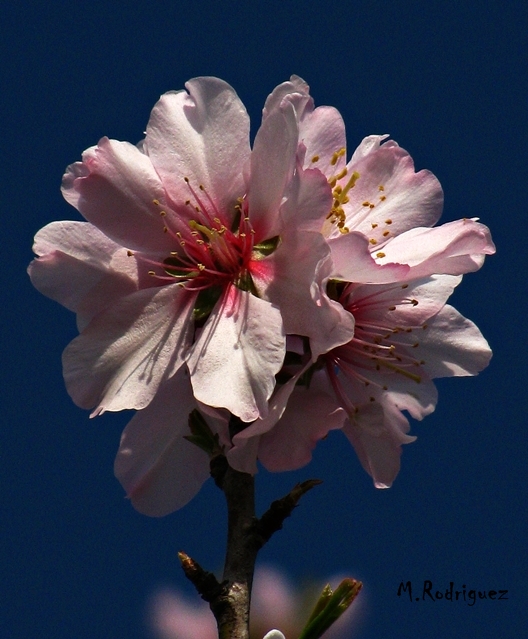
[214, 466, 258, 639]
[181, 412, 323, 638]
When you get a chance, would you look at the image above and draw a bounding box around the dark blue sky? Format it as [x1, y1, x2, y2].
[2, 1, 526, 637]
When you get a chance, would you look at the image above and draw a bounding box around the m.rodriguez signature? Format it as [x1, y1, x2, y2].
[397, 581, 508, 606]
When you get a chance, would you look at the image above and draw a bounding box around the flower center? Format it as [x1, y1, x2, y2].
[138, 179, 257, 296]
[322, 281, 426, 415]
[163, 179, 256, 291]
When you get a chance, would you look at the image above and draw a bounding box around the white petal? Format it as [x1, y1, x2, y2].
[145, 77, 250, 216]
[63, 284, 195, 414]
[378, 219, 495, 278]
[28, 221, 139, 328]
[114, 370, 210, 516]
[187, 286, 285, 422]
[258, 387, 346, 472]
[418, 305, 493, 377]
[62, 138, 175, 253]
[248, 100, 299, 239]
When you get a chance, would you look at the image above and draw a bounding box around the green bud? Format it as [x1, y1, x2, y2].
[184, 409, 224, 457]
[297, 578, 362, 639]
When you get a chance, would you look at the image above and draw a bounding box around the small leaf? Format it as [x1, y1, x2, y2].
[185, 409, 223, 457]
[252, 235, 281, 259]
[192, 285, 223, 321]
[297, 578, 362, 639]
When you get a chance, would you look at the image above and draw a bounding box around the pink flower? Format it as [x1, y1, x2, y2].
[29, 77, 348, 424]
[226, 77, 495, 486]
[29, 77, 358, 514]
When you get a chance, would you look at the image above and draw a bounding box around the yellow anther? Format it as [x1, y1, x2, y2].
[184, 177, 189, 183]
[170, 251, 178, 255]
[330, 147, 346, 166]
[380, 195, 387, 201]
[369, 238, 378, 245]
[185, 200, 191, 205]
[126, 250, 134, 256]
[199, 184, 204, 190]
[160, 210, 166, 216]
[163, 226, 168, 233]
[378, 185, 385, 191]
[371, 223, 378, 228]
[339, 226, 349, 234]
[148, 270, 156, 276]
[335, 167, 348, 181]
[376, 252, 386, 258]
[197, 263, 205, 271]
[388, 305, 396, 311]
[362, 201, 371, 207]
[369, 203, 375, 209]
[385, 219, 393, 224]
[383, 230, 390, 237]
[311, 155, 320, 163]
[152, 199, 160, 206]
[336, 171, 359, 202]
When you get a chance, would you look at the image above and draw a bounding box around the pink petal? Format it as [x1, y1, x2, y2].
[343, 410, 405, 489]
[258, 387, 346, 472]
[279, 162, 332, 233]
[336, 140, 443, 240]
[28, 221, 139, 328]
[187, 286, 285, 422]
[347, 274, 463, 326]
[227, 361, 313, 473]
[263, 76, 347, 177]
[145, 77, 250, 217]
[254, 229, 355, 356]
[298, 105, 347, 176]
[377, 218, 496, 278]
[416, 304, 493, 377]
[62, 138, 175, 252]
[328, 232, 410, 284]
[63, 284, 195, 414]
[263, 75, 312, 120]
[349, 134, 390, 164]
[247, 100, 299, 239]
[114, 370, 210, 516]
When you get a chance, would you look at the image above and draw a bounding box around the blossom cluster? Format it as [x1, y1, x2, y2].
[29, 76, 494, 516]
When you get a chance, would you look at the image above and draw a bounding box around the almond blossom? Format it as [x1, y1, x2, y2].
[226, 77, 495, 486]
[28, 78, 360, 513]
